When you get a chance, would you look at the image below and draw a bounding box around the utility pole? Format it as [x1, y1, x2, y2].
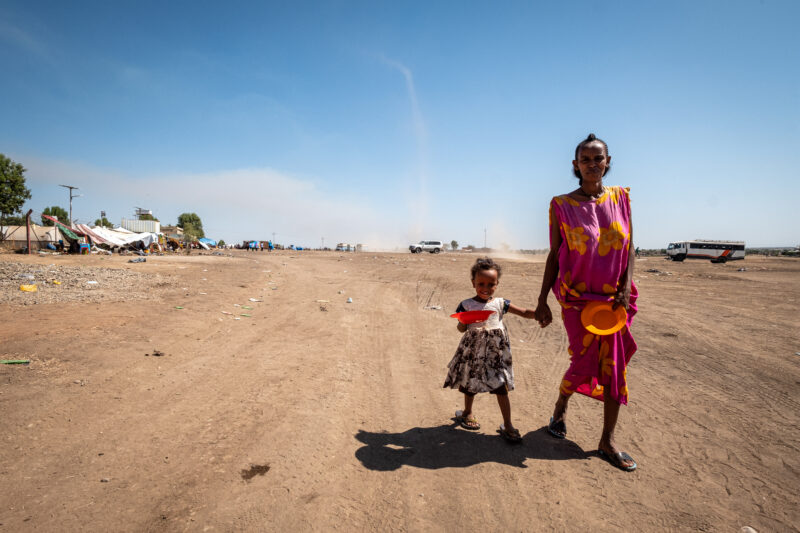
[484, 228, 487, 249]
[59, 185, 80, 228]
[321, 237, 324, 250]
[272, 232, 276, 243]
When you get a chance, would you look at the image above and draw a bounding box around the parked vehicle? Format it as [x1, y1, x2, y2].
[666, 240, 745, 263]
[409, 240, 444, 254]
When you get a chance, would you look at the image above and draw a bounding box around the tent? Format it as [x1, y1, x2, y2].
[75, 224, 160, 249]
[198, 237, 217, 247]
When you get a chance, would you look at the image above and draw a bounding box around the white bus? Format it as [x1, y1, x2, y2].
[666, 240, 745, 263]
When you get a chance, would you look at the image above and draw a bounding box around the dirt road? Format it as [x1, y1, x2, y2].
[2, 251, 798, 531]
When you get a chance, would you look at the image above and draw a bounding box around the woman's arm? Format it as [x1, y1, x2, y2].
[534, 207, 562, 327]
[456, 321, 467, 333]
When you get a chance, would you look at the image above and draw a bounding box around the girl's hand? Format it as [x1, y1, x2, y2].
[612, 287, 631, 311]
[534, 301, 552, 328]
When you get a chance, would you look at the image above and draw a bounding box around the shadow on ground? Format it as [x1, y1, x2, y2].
[355, 421, 588, 471]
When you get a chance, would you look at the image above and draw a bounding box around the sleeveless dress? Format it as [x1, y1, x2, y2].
[443, 297, 514, 393]
[550, 186, 638, 405]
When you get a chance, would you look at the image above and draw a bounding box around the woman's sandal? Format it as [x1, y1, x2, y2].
[547, 416, 567, 439]
[498, 424, 523, 444]
[598, 449, 637, 472]
[455, 410, 480, 430]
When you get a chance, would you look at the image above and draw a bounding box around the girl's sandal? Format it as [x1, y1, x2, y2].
[498, 424, 523, 443]
[455, 410, 480, 430]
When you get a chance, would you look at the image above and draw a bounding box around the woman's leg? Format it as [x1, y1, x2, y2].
[599, 387, 635, 468]
[552, 392, 570, 423]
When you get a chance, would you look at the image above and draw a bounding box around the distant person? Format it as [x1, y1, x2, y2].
[534, 133, 638, 471]
[443, 257, 539, 443]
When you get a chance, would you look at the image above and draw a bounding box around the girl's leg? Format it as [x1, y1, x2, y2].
[599, 387, 634, 468]
[459, 393, 480, 429]
[496, 394, 515, 431]
[463, 393, 475, 416]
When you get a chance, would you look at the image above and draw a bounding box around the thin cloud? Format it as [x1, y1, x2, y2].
[0, 19, 50, 60]
[376, 55, 431, 239]
[20, 156, 406, 248]
[377, 55, 427, 143]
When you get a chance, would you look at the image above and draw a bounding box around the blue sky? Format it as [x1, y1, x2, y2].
[1, 1, 797, 248]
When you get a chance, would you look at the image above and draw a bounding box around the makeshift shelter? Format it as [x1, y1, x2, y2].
[198, 237, 217, 247]
[75, 224, 160, 251]
[41, 214, 87, 252]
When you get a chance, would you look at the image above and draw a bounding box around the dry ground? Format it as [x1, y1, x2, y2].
[1, 250, 798, 532]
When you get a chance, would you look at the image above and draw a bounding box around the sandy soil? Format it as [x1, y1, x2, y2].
[1, 251, 798, 532]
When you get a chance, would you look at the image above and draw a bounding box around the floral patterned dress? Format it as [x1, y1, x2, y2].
[443, 297, 514, 394]
[551, 186, 638, 405]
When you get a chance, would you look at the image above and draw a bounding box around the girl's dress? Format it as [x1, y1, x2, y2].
[443, 297, 514, 393]
[550, 185, 638, 405]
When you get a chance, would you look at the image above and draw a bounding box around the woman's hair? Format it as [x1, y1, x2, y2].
[573, 133, 610, 182]
[471, 256, 502, 280]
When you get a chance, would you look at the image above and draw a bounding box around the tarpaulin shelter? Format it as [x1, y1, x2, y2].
[198, 237, 217, 247]
[75, 224, 160, 250]
[41, 214, 83, 240]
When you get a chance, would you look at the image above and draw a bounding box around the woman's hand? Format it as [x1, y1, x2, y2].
[613, 287, 631, 310]
[534, 301, 553, 328]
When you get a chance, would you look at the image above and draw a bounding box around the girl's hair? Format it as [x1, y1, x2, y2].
[471, 257, 502, 280]
[573, 133, 611, 182]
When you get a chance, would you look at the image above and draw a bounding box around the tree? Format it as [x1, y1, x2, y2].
[182, 222, 200, 245]
[218, 239, 226, 247]
[42, 206, 69, 226]
[177, 213, 204, 238]
[138, 213, 159, 221]
[451, 240, 458, 251]
[0, 154, 32, 232]
[2, 215, 26, 225]
[94, 217, 113, 228]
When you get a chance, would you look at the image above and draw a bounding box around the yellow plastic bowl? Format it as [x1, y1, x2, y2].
[581, 301, 627, 336]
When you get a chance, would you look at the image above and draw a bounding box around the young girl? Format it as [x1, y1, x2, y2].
[443, 257, 538, 443]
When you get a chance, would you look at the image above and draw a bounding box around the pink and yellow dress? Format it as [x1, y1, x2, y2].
[550, 186, 638, 405]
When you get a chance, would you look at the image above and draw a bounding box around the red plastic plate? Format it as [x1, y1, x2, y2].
[450, 310, 496, 324]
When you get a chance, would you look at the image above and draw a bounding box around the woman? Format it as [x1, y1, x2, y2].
[535, 133, 638, 471]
